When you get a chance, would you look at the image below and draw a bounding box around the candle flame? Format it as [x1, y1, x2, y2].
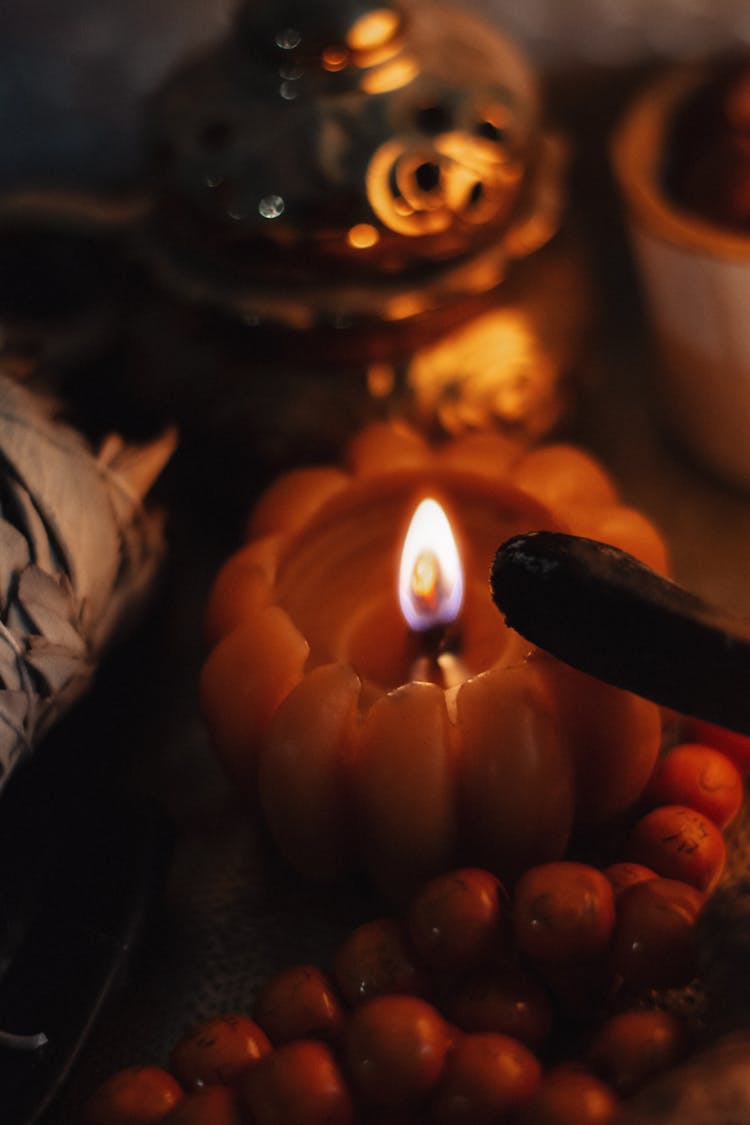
[398, 498, 464, 631]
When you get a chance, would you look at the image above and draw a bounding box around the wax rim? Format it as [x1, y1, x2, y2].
[269, 466, 560, 693]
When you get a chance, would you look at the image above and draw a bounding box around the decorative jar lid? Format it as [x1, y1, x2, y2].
[141, 0, 563, 328]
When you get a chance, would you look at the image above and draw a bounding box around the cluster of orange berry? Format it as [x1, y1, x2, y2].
[85, 719, 748, 1125]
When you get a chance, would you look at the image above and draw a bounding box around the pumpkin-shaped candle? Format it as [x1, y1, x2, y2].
[200, 424, 664, 896]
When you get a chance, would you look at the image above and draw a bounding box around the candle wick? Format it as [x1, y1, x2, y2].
[409, 625, 445, 685]
[409, 624, 468, 689]
[410, 653, 442, 685]
[436, 650, 471, 690]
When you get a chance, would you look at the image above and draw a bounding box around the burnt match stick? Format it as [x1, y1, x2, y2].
[491, 531, 750, 735]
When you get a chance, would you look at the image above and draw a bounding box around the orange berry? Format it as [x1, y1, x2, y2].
[240, 1040, 354, 1125]
[85, 1066, 183, 1125]
[442, 966, 553, 1050]
[645, 743, 743, 828]
[433, 1032, 541, 1124]
[343, 995, 449, 1108]
[612, 877, 705, 991]
[254, 965, 344, 1046]
[588, 1008, 690, 1095]
[406, 868, 507, 973]
[602, 863, 657, 899]
[333, 919, 430, 1007]
[682, 717, 750, 773]
[516, 1065, 617, 1125]
[164, 1086, 244, 1125]
[170, 1015, 271, 1090]
[513, 863, 615, 962]
[627, 805, 726, 892]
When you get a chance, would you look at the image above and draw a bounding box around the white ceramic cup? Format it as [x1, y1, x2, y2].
[612, 66, 750, 490]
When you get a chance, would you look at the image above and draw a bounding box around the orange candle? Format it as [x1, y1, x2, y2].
[200, 423, 666, 897]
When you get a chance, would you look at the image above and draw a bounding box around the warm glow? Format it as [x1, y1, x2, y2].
[322, 46, 349, 72]
[361, 55, 418, 94]
[407, 308, 556, 434]
[385, 293, 428, 320]
[347, 9, 400, 52]
[365, 127, 522, 239]
[367, 362, 395, 397]
[347, 222, 380, 249]
[398, 498, 464, 632]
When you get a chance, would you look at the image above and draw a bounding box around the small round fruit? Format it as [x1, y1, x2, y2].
[164, 1086, 244, 1125]
[406, 868, 507, 973]
[682, 718, 750, 773]
[433, 1032, 541, 1124]
[644, 743, 743, 829]
[170, 1014, 271, 1089]
[442, 966, 553, 1050]
[241, 1040, 354, 1125]
[588, 1008, 690, 1095]
[513, 863, 615, 962]
[627, 805, 726, 892]
[613, 877, 705, 991]
[516, 1065, 617, 1125]
[333, 919, 430, 1007]
[85, 1067, 184, 1125]
[603, 863, 657, 899]
[344, 995, 449, 1108]
[254, 965, 344, 1045]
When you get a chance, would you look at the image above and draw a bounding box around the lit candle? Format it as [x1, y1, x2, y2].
[398, 497, 467, 688]
[200, 423, 668, 898]
[399, 498, 464, 633]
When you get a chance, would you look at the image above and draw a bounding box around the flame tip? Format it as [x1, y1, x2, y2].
[398, 497, 464, 632]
